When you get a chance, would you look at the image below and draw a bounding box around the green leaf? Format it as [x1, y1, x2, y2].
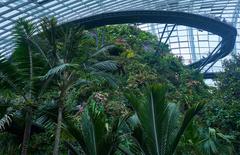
[91, 45, 116, 57]
[169, 103, 204, 155]
[41, 63, 79, 80]
[126, 84, 203, 155]
[0, 114, 13, 131]
[92, 60, 118, 72]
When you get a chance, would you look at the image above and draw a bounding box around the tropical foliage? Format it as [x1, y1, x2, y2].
[0, 18, 238, 155]
[126, 84, 203, 155]
[201, 54, 240, 153]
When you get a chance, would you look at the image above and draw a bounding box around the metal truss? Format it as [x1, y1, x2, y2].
[0, 0, 239, 74]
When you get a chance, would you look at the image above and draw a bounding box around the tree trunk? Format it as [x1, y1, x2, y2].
[21, 107, 32, 155]
[53, 104, 64, 155]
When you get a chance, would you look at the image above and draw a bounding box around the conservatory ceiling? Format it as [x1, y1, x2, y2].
[0, 0, 239, 73]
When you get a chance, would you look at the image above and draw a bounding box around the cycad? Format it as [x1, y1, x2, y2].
[64, 102, 130, 155]
[126, 84, 203, 155]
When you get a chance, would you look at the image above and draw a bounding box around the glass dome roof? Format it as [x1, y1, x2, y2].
[0, 0, 239, 74]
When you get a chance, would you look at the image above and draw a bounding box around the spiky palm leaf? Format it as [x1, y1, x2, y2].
[64, 102, 131, 155]
[81, 104, 106, 155]
[64, 117, 88, 154]
[126, 84, 203, 155]
[169, 102, 203, 154]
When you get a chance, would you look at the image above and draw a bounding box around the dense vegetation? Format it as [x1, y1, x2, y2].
[0, 18, 239, 155]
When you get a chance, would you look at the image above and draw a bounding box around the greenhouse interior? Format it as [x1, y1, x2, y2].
[0, 0, 240, 155]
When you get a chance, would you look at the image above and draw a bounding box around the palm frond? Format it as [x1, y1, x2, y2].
[170, 103, 204, 154]
[64, 117, 88, 154]
[126, 84, 168, 155]
[10, 18, 52, 99]
[126, 84, 203, 155]
[81, 109, 98, 155]
[91, 45, 116, 57]
[91, 60, 118, 72]
[0, 53, 23, 88]
[40, 17, 60, 66]
[72, 79, 91, 88]
[0, 55, 27, 98]
[91, 71, 117, 88]
[15, 19, 51, 68]
[0, 114, 13, 131]
[64, 102, 125, 155]
[14, 18, 36, 43]
[41, 63, 79, 80]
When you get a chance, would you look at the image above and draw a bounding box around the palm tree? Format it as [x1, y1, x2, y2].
[126, 84, 204, 155]
[0, 19, 51, 155]
[39, 18, 119, 155]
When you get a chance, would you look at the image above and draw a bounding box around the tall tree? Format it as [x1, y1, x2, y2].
[0, 19, 51, 155]
[39, 18, 118, 155]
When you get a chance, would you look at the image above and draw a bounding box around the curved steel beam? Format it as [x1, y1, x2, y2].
[62, 10, 237, 69]
[203, 72, 219, 79]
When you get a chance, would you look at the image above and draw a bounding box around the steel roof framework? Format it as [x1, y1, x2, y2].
[0, 0, 239, 73]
